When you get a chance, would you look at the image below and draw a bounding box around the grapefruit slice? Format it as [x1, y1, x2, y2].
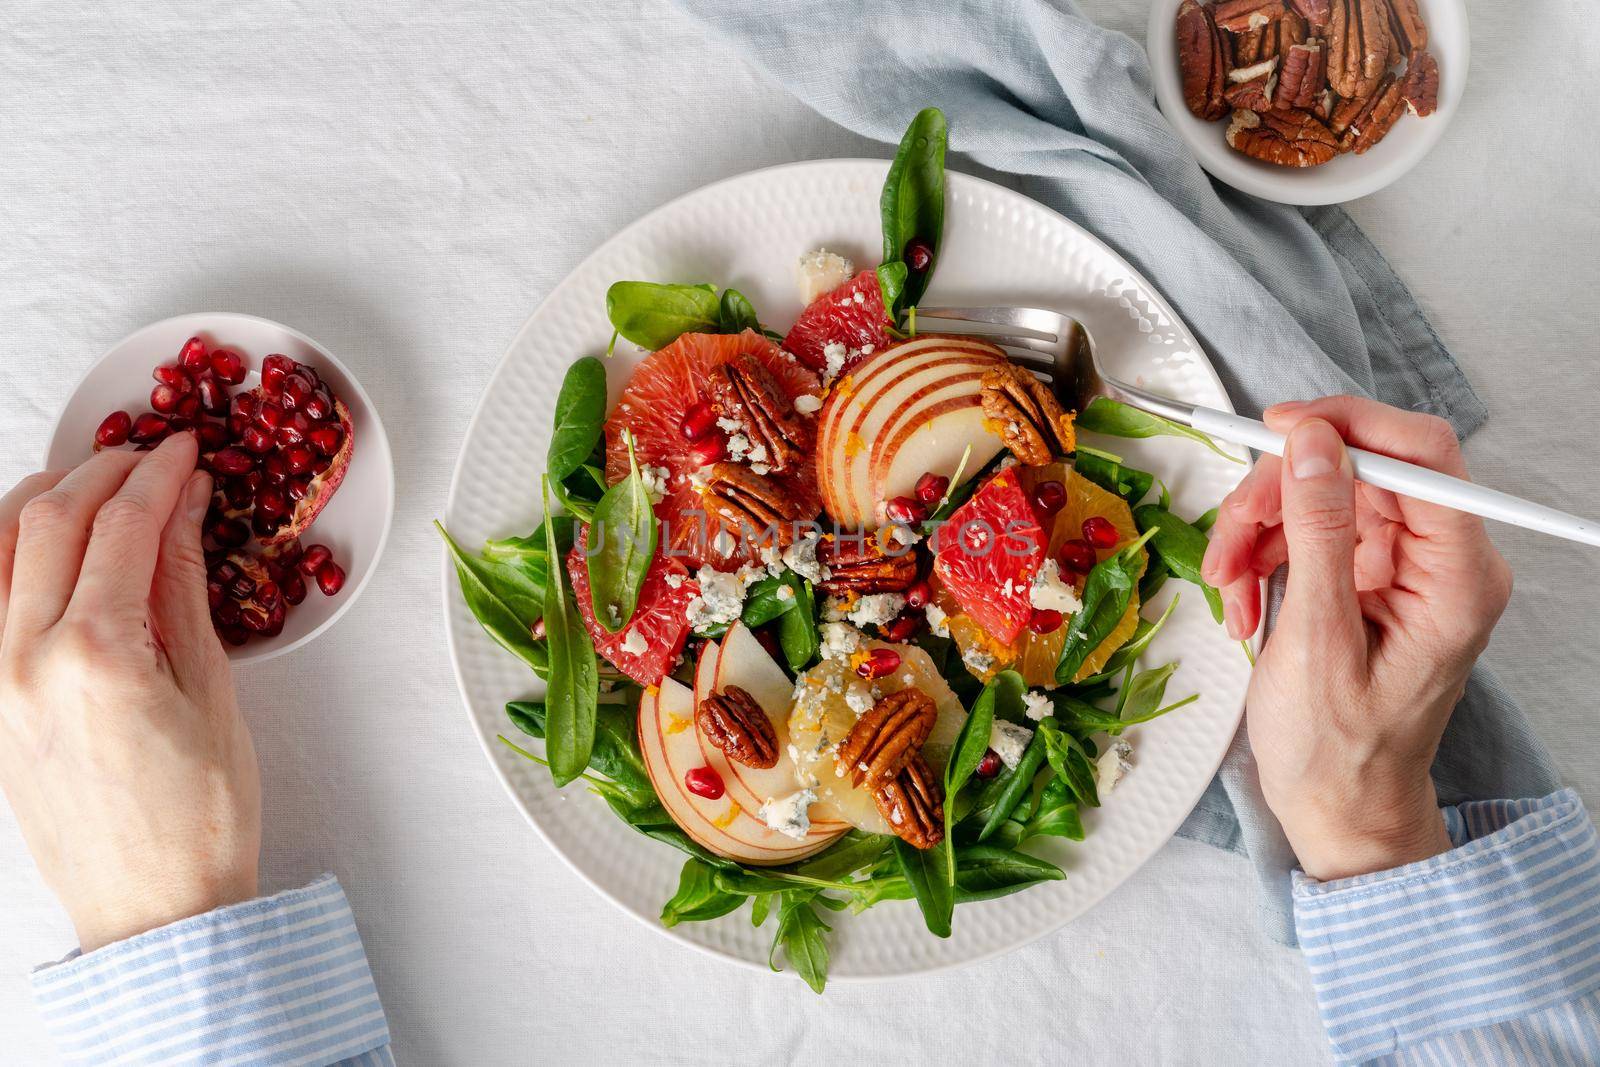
[566, 526, 695, 686]
[781, 269, 891, 375]
[603, 330, 820, 569]
[931, 467, 1046, 646]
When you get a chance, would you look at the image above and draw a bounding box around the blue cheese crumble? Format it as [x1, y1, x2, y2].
[988, 720, 1034, 770]
[759, 788, 817, 841]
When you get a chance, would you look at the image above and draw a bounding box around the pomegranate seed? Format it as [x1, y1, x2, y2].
[303, 388, 334, 421]
[95, 410, 132, 448]
[282, 572, 307, 605]
[150, 383, 182, 413]
[129, 412, 170, 444]
[1059, 538, 1097, 575]
[1029, 609, 1064, 635]
[153, 363, 193, 391]
[210, 559, 240, 586]
[884, 496, 926, 525]
[856, 647, 901, 679]
[252, 511, 283, 538]
[530, 617, 546, 641]
[299, 544, 333, 575]
[285, 445, 315, 475]
[272, 536, 303, 564]
[197, 421, 229, 450]
[1032, 480, 1066, 516]
[255, 485, 288, 518]
[207, 581, 225, 610]
[254, 399, 285, 429]
[215, 598, 241, 626]
[261, 354, 296, 393]
[209, 517, 250, 548]
[975, 751, 1002, 779]
[904, 237, 934, 273]
[178, 336, 209, 372]
[208, 447, 254, 476]
[226, 571, 256, 600]
[280, 372, 314, 411]
[679, 401, 717, 441]
[914, 471, 949, 506]
[315, 562, 346, 596]
[261, 453, 289, 484]
[223, 477, 254, 509]
[287, 476, 313, 502]
[219, 624, 250, 646]
[241, 424, 274, 453]
[1082, 516, 1120, 549]
[311, 451, 333, 475]
[196, 375, 228, 414]
[209, 349, 246, 384]
[261, 603, 286, 638]
[239, 606, 271, 633]
[881, 613, 920, 642]
[276, 411, 311, 447]
[309, 423, 343, 456]
[176, 392, 202, 421]
[905, 580, 932, 610]
[256, 580, 282, 611]
[683, 766, 724, 800]
[688, 434, 725, 466]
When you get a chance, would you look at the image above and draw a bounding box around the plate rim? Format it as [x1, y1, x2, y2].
[441, 157, 1253, 982]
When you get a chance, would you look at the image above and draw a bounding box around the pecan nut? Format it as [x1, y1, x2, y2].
[1340, 74, 1405, 154]
[1328, 0, 1390, 102]
[700, 463, 812, 550]
[1176, 0, 1229, 122]
[1213, 0, 1287, 33]
[980, 363, 1076, 465]
[709, 354, 812, 475]
[1401, 49, 1438, 117]
[1288, 0, 1331, 32]
[1225, 57, 1279, 111]
[1386, 0, 1427, 53]
[1276, 40, 1326, 110]
[873, 755, 944, 850]
[696, 685, 779, 768]
[817, 535, 918, 595]
[1225, 108, 1339, 167]
[835, 688, 937, 789]
[1233, 24, 1266, 66]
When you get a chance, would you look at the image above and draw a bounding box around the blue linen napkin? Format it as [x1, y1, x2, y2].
[674, 0, 1562, 943]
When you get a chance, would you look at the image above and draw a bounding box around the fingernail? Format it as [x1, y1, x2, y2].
[1265, 400, 1308, 417]
[186, 472, 213, 523]
[1287, 419, 1346, 480]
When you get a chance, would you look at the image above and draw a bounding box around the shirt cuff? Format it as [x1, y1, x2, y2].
[1292, 788, 1600, 1064]
[31, 874, 390, 1066]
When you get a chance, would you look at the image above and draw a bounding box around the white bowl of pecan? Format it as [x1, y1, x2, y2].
[1148, 0, 1465, 205]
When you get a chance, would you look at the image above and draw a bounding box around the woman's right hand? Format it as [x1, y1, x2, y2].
[1202, 396, 1513, 881]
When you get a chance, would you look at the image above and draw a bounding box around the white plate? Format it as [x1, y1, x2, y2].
[442, 160, 1253, 981]
[1147, 0, 1468, 206]
[45, 312, 396, 665]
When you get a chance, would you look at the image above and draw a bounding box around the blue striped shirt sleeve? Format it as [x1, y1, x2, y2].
[30, 874, 392, 1066]
[1293, 788, 1600, 1065]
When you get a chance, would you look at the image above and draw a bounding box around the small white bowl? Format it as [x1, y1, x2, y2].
[1147, 0, 1468, 205]
[44, 313, 395, 664]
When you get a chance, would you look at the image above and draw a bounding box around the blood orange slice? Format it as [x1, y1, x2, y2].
[604, 330, 820, 569]
[931, 467, 1045, 646]
[567, 526, 696, 685]
[781, 269, 891, 375]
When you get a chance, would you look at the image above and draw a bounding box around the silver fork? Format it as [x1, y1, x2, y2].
[918, 306, 1600, 548]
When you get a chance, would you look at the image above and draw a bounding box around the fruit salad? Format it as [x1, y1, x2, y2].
[94, 339, 353, 645]
[443, 108, 1239, 990]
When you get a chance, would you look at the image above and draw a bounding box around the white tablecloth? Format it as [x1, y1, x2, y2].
[2, 2, 1595, 1062]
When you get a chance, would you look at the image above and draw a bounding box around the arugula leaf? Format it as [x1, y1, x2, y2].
[894, 838, 954, 938]
[750, 892, 773, 928]
[1074, 450, 1155, 507]
[953, 845, 1066, 901]
[540, 477, 598, 786]
[662, 859, 748, 926]
[437, 521, 548, 675]
[1134, 505, 1225, 624]
[770, 893, 832, 993]
[879, 107, 947, 314]
[1018, 779, 1085, 844]
[1077, 397, 1244, 464]
[1055, 529, 1156, 684]
[547, 357, 609, 483]
[718, 287, 761, 333]
[586, 442, 659, 632]
[777, 577, 819, 672]
[1039, 721, 1100, 808]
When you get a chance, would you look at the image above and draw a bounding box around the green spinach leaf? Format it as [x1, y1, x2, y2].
[606, 282, 721, 350]
[1134, 505, 1225, 624]
[662, 859, 748, 926]
[1018, 779, 1085, 844]
[540, 477, 598, 786]
[876, 261, 908, 316]
[1055, 529, 1156, 684]
[972, 726, 1050, 842]
[943, 671, 1005, 885]
[1074, 450, 1155, 506]
[1039, 721, 1100, 808]
[586, 443, 659, 632]
[547, 357, 609, 483]
[894, 838, 954, 938]
[437, 521, 548, 675]
[777, 577, 819, 672]
[953, 845, 1066, 901]
[718, 287, 761, 333]
[879, 107, 948, 313]
[1077, 397, 1243, 464]
[506, 698, 652, 799]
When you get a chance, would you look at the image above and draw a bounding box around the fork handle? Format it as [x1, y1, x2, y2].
[1189, 407, 1600, 548]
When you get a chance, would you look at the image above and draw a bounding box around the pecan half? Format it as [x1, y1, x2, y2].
[708, 355, 812, 475]
[1341, 74, 1406, 153]
[817, 535, 918, 595]
[1401, 49, 1438, 117]
[873, 755, 944, 850]
[1214, 0, 1287, 33]
[835, 688, 937, 789]
[696, 685, 779, 768]
[1289, 0, 1331, 31]
[1233, 24, 1266, 66]
[980, 363, 1076, 465]
[1277, 40, 1326, 110]
[1226, 108, 1340, 167]
[1177, 0, 1229, 121]
[1328, 0, 1390, 102]
[700, 463, 811, 550]
[1225, 72, 1276, 112]
[1386, 0, 1427, 53]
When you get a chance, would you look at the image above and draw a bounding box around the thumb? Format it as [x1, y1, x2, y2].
[151, 471, 229, 689]
[1277, 418, 1363, 646]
